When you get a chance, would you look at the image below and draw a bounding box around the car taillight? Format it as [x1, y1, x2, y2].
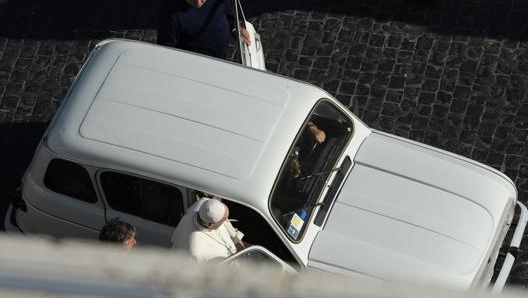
[7, 187, 27, 212]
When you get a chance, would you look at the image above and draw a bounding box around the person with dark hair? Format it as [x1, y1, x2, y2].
[157, 0, 250, 59]
[99, 218, 137, 250]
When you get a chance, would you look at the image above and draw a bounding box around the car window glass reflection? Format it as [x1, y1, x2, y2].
[100, 172, 185, 227]
[270, 100, 353, 241]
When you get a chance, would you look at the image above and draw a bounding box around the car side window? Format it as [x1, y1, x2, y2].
[43, 159, 97, 203]
[100, 172, 185, 227]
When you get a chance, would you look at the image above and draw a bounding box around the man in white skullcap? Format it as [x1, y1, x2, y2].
[171, 197, 245, 262]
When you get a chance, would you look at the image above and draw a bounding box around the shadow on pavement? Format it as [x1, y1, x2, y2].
[1, 0, 527, 41]
[0, 0, 163, 39]
[245, 0, 528, 41]
[0, 122, 48, 230]
[0, 122, 48, 194]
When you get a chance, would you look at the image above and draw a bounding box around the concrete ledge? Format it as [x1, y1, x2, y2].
[0, 235, 525, 298]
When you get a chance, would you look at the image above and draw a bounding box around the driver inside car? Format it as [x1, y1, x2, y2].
[289, 121, 326, 182]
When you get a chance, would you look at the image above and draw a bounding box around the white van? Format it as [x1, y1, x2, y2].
[6, 39, 527, 290]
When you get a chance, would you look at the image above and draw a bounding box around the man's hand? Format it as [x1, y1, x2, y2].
[240, 28, 251, 45]
[312, 129, 326, 143]
[307, 122, 326, 143]
[235, 240, 246, 252]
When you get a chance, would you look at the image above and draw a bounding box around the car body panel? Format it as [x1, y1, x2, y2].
[16, 200, 100, 240]
[19, 145, 107, 233]
[44, 40, 328, 210]
[309, 132, 516, 288]
[80, 49, 284, 179]
[10, 39, 522, 290]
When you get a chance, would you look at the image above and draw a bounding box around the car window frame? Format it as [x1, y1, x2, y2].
[43, 158, 99, 204]
[95, 169, 192, 227]
[221, 245, 297, 273]
[268, 98, 355, 243]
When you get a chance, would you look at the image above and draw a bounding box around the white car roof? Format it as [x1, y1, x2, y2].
[45, 39, 335, 210]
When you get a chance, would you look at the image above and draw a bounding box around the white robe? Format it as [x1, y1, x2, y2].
[171, 197, 244, 262]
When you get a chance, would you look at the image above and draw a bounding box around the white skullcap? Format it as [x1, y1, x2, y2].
[198, 199, 225, 224]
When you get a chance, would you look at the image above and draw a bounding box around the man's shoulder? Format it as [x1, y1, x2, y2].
[171, 211, 198, 243]
[189, 197, 208, 212]
[163, 0, 191, 13]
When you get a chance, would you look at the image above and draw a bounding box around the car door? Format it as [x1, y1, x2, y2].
[221, 245, 297, 273]
[98, 171, 188, 247]
[234, 0, 266, 70]
[25, 150, 106, 239]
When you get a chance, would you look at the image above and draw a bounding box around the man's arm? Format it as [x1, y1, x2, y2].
[225, 0, 236, 34]
[189, 235, 209, 263]
[157, 9, 181, 47]
[224, 220, 246, 251]
[307, 122, 326, 143]
[226, 0, 251, 45]
[224, 220, 244, 242]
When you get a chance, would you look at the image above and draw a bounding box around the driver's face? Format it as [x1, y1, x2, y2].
[185, 0, 207, 8]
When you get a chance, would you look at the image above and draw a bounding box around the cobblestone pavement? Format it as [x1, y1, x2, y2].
[0, 0, 527, 290]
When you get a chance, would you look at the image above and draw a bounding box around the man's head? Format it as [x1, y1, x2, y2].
[185, 0, 207, 8]
[198, 199, 229, 230]
[99, 218, 137, 250]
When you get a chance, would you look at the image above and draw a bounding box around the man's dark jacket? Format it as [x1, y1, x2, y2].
[157, 0, 236, 59]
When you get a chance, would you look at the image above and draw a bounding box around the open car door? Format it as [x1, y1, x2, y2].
[234, 0, 266, 71]
[221, 245, 297, 273]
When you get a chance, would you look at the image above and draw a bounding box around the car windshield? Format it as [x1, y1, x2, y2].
[270, 100, 354, 241]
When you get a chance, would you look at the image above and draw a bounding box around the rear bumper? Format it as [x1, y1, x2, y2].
[492, 202, 528, 292]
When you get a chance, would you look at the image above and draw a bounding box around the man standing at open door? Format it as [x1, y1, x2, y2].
[158, 0, 266, 70]
[233, 0, 266, 70]
[157, 0, 251, 60]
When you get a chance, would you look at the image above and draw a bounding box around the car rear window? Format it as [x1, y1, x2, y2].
[44, 159, 98, 203]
